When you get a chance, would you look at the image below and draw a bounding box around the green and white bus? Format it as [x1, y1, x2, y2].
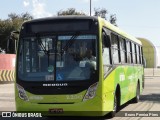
[14, 16, 144, 117]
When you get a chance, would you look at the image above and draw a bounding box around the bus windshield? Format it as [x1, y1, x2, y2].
[18, 34, 97, 82]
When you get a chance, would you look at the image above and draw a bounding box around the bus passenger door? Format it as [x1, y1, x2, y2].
[102, 28, 114, 111]
[102, 28, 112, 79]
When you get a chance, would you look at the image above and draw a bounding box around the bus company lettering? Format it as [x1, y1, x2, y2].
[29, 96, 43, 100]
[119, 74, 125, 81]
[66, 95, 83, 99]
[43, 83, 68, 87]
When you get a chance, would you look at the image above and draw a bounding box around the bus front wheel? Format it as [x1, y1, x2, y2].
[107, 91, 119, 118]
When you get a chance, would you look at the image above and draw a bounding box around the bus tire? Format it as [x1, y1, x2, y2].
[132, 82, 140, 103]
[107, 89, 119, 118]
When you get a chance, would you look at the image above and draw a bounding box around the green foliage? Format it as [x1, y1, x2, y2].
[57, 8, 86, 16]
[94, 8, 117, 26]
[57, 7, 117, 26]
[0, 19, 13, 51]
[0, 12, 33, 52]
[94, 8, 108, 19]
[110, 14, 117, 26]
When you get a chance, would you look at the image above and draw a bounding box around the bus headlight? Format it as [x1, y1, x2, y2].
[83, 82, 98, 101]
[17, 84, 29, 101]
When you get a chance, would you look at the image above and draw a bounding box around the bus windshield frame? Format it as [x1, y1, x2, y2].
[18, 33, 98, 82]
[16, 18, 99, 94]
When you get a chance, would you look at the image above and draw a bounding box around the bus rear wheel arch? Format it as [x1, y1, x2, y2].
[132, 80, 140, 103]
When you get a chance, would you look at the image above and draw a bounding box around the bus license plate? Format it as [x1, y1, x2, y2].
[49, 108, 63, 114]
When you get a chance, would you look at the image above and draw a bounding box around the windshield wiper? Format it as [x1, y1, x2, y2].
[62, 32, 80, 52]
[59, 32, 80, 63]
[36, 34, 57, 67]
[37, 37, 48, 54]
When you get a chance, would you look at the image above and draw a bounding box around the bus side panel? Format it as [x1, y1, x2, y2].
[121, 65, 144, 104]
[117, 65, 130, 106]
[114, 65, 134, 106]
[102, 69, 115, 113]
[102, 65, 141, 112]
[102, 66, 131, 112]
[129, 65, 137, 100]
[132, 65, 144, 99]
[122, 65, 135, 104]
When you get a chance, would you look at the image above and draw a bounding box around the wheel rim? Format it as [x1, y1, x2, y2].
[137, 85, 140, 100]
[113, 95, 117, 112]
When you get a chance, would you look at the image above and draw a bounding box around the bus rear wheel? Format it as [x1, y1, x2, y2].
[132, 83, 140, 103]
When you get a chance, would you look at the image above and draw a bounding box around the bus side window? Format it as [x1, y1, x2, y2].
[140, 46, 145, 66]
[111, 33, 120, 64]
[126, 40, 132, 63]
[132, 42, 136, 64]
[102, 27, 112, 78]
[119, 37, 127, 63]
[136, 44, 140, 64]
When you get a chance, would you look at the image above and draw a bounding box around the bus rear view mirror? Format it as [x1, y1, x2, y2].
[11, 31, 20, 37]
[102, 32, 111, 48]
[7, 31, 19, 54]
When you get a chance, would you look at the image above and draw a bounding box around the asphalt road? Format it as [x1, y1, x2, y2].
[0, 76, 160, 120]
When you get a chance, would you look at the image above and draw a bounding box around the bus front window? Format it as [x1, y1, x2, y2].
[18, 35, 97, 82]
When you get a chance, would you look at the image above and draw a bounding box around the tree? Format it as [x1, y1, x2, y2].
[21, 12, 33, 21]
[8, 12, 33, 21]
[94, 8, 117, 26]
[8, 13, 19, 20]
[94, 8, 108, 20]
[0, 19, 13, 51]
[0, 12, 33, 53]
[57, 8, 86, 16]
[110, 14, 117, 26]
[8, 12, 33, 31]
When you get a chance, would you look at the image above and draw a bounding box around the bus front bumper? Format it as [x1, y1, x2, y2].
[16, 96, 108, 117]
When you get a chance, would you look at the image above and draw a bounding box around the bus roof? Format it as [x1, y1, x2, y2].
[24, 16, 98, 24]
[23, 16, 141, 45]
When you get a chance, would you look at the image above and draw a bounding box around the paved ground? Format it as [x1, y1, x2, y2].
[0, 76, 160, 120]
[0, 83, 15, 111]
[144, 68, 160, 76]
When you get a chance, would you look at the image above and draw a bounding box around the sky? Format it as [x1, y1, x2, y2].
[0, 0, 160, 48]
